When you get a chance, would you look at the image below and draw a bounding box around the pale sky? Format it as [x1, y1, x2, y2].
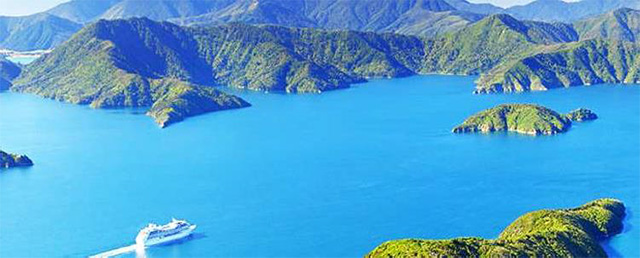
[0, 0, 68, 16]
[469, 0, 581, 8]
[0, 0, 583, 17]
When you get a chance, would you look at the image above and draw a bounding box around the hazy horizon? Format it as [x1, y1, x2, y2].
[0, 0, 584, 17]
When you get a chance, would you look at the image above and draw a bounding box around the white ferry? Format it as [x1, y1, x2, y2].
[135, 218, 196, 247]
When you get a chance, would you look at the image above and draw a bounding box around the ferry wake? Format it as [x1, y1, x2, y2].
[136, 218, 197, 247]
[90, 219, 196, 257]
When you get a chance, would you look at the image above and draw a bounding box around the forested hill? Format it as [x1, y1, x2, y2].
[9, 9, 640, 125]
[575, 8, 640, 42]
[13, 12, 585, 97]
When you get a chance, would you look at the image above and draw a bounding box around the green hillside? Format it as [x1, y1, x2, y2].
[422, 13, 578, 75]
[452, 104, 573, 135]
[575, 8, 640, 42]
[12, 19, 251, 127]
[475, 40, 640, 93]
[14, 14, 581, 97]
[366, 199, 625, 257]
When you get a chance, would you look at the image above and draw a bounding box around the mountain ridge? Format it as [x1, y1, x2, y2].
[0, 13, 81, 50]
[505, 0, 640, 23]
[575, 8, 640, 42]
[475, 39, 640, 93]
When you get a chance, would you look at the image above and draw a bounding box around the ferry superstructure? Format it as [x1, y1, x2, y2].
[135, 218, 196, 247]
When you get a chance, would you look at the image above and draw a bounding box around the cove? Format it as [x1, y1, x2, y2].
[0, 75, 638, 257]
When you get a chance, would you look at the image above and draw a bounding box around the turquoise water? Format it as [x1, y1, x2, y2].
[5, 56, 37, 65]
[0, 75, 638, 257]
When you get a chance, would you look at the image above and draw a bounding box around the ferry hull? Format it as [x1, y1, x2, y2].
[137, 225, 196, 247]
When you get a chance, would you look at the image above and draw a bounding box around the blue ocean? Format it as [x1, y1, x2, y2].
[0, 75, 638, 257]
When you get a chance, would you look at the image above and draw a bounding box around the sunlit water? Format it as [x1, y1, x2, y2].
[5, 57, 37, 65]
[0, 75, 638, 257]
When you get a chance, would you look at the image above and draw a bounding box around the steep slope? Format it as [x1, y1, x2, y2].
[505, 0, 640, 23]
[475, 39, 640, 93]
[422, 14, 578, 75]
[295, 0, 458, 32]
[46, 0, 122, 23]
[443, 0, 503, 15]
[168, 0, 484, 37]
[100, 0, 236, 21]
[169, 0, 317, 29]
[13, 18, 427, 96]
[14, 14, 582, 96]
[0, 13, 81, 50]
[575, 8, 640, 42]
[381, 9, 482, 37]
[367, 199, 625, 258]
[0, 57, 20, 91]
[12, 13, 593, 103]
[11, 19, 250, 127]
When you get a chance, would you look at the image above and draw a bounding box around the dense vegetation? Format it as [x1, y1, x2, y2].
[475, 40, 640, 93]
[146, 79, 250, 128]
[11, 19, 253, 127]
[422, 13, 578, 75]
[452, 104, 573, 135]
[474, 9, 640, 93]
[14, 13, 585, 95]
[366, 198, 626, 257]
[0, 150, 33, 168]
[575, 8, 640, 42]
[566, 108, 598, 122]
[7, 7, 640, 126]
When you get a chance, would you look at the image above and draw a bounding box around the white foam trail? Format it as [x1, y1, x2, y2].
[89, 244, 144, 258]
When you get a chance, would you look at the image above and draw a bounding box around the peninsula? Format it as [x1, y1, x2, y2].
[366, 198, 625, 257]
[5, 9, 638, 127]
[0, 150, 33, 168]
[452, 104, 597, 135]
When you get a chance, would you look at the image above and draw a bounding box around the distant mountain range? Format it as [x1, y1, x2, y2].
[45, 0, 639, 25]
[0, 13, 81, 50]
[8, 8, 640, 126]
[575, 8, 640, 42]
[505, 0, 640, 23]
[1, 0, 638, 51]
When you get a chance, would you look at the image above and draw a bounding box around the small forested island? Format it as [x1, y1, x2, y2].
[453, 104, 597, 135]
[0, 150, 33, 168]
[566, 108, 598, 122]
[366, 198, 625, 258]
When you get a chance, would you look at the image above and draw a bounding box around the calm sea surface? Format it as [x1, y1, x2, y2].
[5, 57, 36, 65]
[0, 75, 638, 257]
